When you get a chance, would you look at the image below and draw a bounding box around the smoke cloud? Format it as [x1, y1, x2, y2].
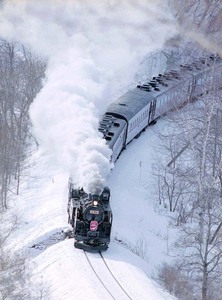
[0, 0, 176, 193]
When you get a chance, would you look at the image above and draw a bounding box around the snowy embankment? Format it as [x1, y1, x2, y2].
[9, 120, 176, 300]
[32, 241, 174, 300]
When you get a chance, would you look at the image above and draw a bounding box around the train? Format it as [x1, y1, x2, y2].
[67, 53, 222, 252]
[99, 54, 222, 163]
[67, 179, 112, 251]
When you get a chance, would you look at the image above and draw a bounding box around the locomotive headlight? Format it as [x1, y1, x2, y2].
[93, 200, 98, 206]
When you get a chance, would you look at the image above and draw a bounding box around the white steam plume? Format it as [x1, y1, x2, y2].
[0, 0, 176, 193]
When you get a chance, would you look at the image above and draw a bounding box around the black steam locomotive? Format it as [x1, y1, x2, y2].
[67, 180, 112, 251]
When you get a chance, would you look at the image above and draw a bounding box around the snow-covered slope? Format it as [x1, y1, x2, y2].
[32, 241, 174, 300]
[9, 121, 176, 300]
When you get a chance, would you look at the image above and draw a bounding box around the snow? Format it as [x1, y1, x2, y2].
[31, 241, 172, 300]
[8, 121, 177, 300]
[0, 1, 178, 299]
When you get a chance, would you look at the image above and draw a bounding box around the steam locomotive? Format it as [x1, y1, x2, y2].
[67, 179, 112, 251]
[99, 54, 222, 162]
[68, 54, 222, 252]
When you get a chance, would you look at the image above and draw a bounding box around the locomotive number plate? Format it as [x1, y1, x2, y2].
[90, 210, 99, 215]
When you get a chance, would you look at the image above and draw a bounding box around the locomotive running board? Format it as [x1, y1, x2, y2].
[74, 241, 108, 252]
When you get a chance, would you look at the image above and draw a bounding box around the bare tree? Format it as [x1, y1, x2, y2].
[155, 262, 195, 300]
[0, 212, 49, 300]
[0, 40, 45, 208]
[174, 193, 222, 300]
[129, 235, 148, 260]
[153, 65, 222, 299]
[0, 213, 29, 299]
[170, 0, 222, 41]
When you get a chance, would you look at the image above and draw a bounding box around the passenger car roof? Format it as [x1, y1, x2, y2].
[106, 88, 155, 121]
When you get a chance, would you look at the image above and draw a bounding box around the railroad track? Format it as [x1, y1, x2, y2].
[84, 251, 133, 300]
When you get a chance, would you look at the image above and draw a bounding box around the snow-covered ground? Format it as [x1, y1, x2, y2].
[8, 120, 177, 300]
[0, 2, 179, 298]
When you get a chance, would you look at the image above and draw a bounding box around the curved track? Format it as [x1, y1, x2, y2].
[84, 251, 133, 300]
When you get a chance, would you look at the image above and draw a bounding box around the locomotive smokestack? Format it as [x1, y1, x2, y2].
[92, 194, 100, 202]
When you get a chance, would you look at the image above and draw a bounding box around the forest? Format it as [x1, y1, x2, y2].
[0, 1, 222, 299]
